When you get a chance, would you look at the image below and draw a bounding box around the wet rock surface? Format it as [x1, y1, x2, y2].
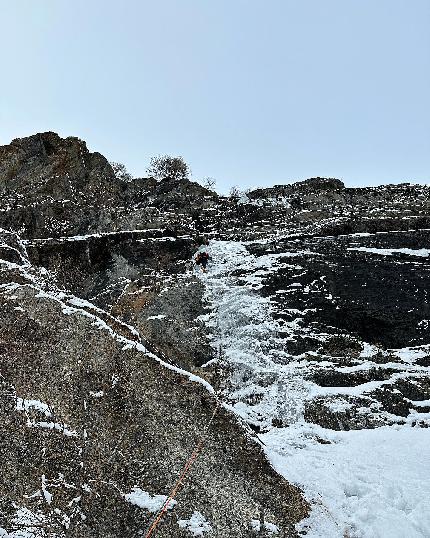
[256, 230, 430, 348]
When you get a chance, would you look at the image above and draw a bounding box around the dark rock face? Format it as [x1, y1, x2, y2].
[25, 231, 195, 304]
[241, 227, 430, 432]
[0, 132, 116, 201]
[304, 396, 384, 430]
[0, 132, 119, 238]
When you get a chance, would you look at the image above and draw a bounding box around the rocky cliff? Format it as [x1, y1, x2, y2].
[0, 133, 429, 537]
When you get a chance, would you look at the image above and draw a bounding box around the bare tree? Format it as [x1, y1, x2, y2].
[229, 185, 241, 199]
[110, 162, 133, 182]
[202, 177, 216, 190]
[146, 155, 190, 181]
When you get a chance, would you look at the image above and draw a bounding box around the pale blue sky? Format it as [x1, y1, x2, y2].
[1, 0, 429, 192]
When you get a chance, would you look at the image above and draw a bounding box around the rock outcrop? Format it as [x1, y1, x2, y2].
[0, 261, 305, 537]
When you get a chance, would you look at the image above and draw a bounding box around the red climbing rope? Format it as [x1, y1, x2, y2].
[144, 401, 220, 538]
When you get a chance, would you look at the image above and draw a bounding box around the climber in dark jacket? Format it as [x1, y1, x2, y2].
[195, 251, 210, 272]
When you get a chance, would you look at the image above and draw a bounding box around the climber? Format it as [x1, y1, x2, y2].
[195, 251, 210, 272]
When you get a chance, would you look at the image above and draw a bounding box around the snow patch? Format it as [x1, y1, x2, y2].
[250, 519, 279, 534]
[123, 487, 177, 513]
[178, 511, 212, 536]
[89, 390, 104, 398]
[16, 398, 52, 416]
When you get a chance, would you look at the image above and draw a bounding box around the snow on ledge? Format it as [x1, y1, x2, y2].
[15, 395, 77, 436]
[347, 247, 430, 257]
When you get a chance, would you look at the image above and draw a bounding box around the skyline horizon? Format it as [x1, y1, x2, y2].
[1, 128, 428, 195]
